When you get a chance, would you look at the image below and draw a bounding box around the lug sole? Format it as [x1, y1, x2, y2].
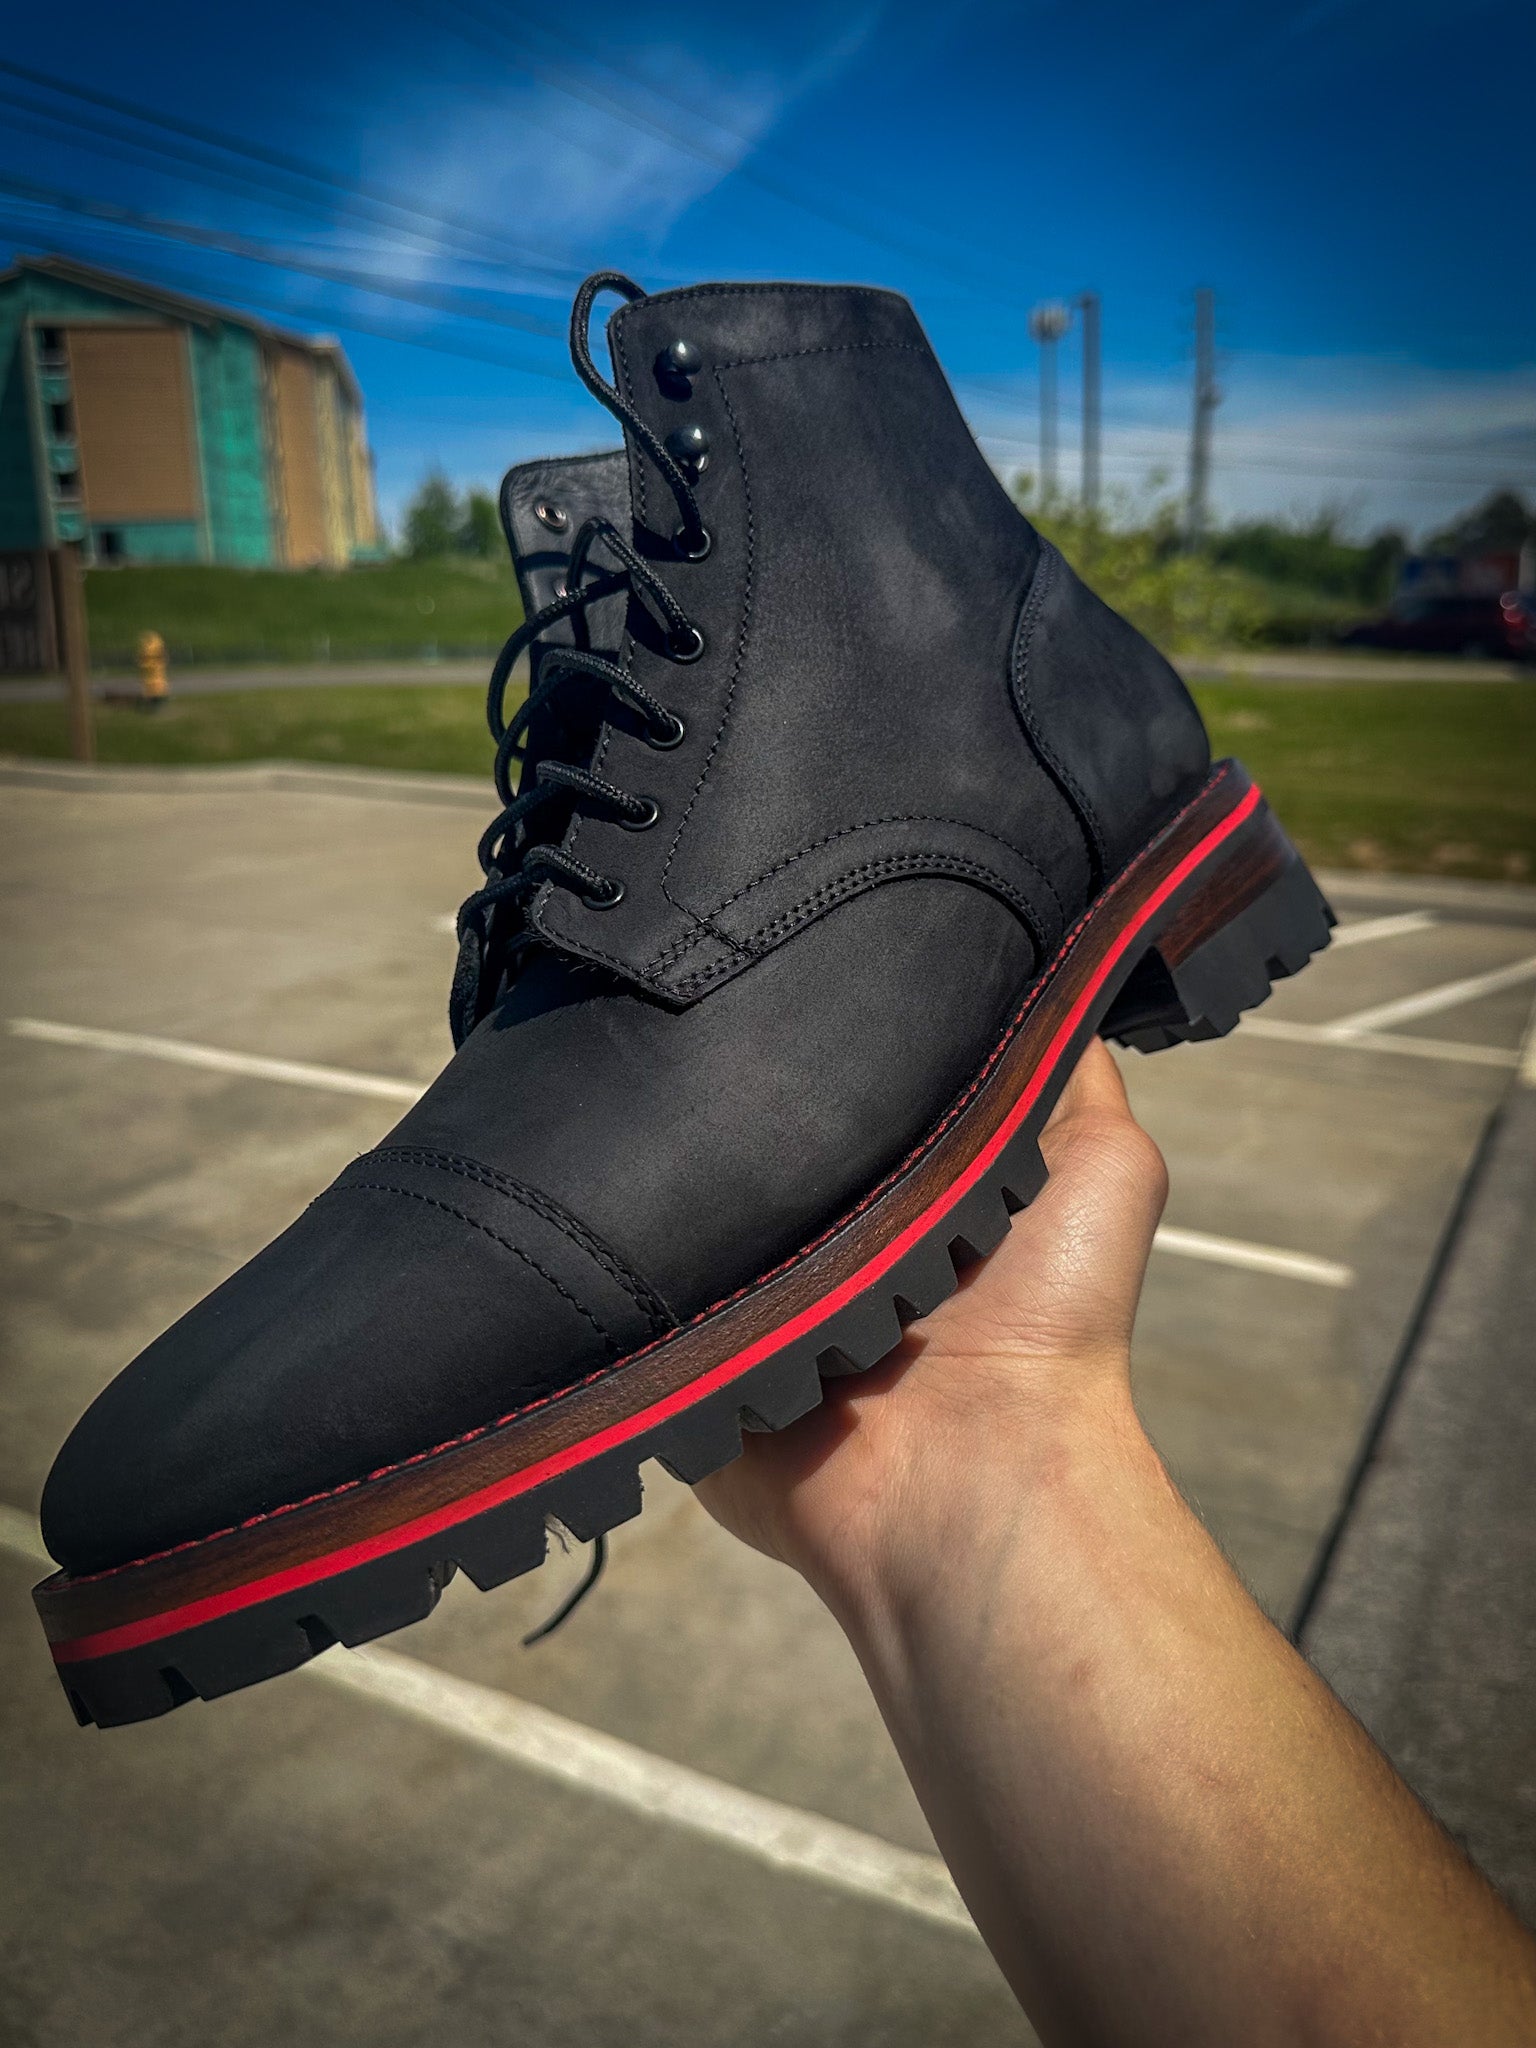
[34, 760, 1332, 1728]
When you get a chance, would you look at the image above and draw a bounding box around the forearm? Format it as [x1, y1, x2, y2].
[819, 1372, 1536, 2048]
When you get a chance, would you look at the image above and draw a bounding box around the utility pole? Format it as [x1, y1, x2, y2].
[1077, 290, 1102, 516]
[1028, 301, 1072, 502]
[1187, 286, 1218, 547]
[51, 545, 95, 764]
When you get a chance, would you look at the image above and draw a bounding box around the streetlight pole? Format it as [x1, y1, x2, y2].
[1187, 286, 1218, 546]
[1028, 301, 1072, 503]
[1077, 290, 1101, 516]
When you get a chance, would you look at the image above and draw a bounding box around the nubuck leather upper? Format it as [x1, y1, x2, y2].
[34, 273, 1332, 1727]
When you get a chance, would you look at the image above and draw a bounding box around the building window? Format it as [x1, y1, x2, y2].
[48, 401, 73, 437]
[36, 326, 67, 369]
[95, 529, 125, 563]
[53, 469, 82, 502]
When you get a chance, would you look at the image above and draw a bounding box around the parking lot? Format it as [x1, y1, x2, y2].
[3, 759, 1534, 2048]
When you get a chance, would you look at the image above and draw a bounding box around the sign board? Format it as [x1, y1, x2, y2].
[0, 550, 59, 674]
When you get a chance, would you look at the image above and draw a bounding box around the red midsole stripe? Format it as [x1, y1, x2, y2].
[52, 780, 1263, 1665]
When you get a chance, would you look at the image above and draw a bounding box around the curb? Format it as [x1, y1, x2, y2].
[0, 756, 491, 810]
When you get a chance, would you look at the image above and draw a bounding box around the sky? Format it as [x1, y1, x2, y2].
[2, 0, 1532, 542]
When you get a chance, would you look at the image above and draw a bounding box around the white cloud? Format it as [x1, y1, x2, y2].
[342, 25, 874, 297]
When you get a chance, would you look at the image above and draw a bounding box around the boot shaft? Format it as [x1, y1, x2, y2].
[504, 280, 1209, 1002]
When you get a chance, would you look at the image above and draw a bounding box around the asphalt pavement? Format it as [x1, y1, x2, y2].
[1, 760, 1532, 2045]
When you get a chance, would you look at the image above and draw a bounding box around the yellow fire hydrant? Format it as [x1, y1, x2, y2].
[136, 630, 168, 706]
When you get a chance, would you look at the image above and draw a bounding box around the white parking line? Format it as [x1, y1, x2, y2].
[1239, 1016, 1518, 1069]
[0, 1502, 51, 1568]
[325, 1644, 975, 1934]
[0, 1510, 974, 1938]
[1152, 1226, 1353, 1288]
[1328, 910, 1437, 949]
[8, 1019, 425, 1104]
[1321, 954, 1536, 1039]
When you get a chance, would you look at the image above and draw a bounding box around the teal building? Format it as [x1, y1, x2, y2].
[0, 254, 379, 568]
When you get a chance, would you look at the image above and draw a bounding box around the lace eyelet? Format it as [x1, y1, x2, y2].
[663, 338, 702, 377]
[667, 623, 705, 662]
[673, 524, 711, 561]
[534, 501, 568, 533]
[665, 423, 710, 477]
[654, 339, 702, 397]
[647, 710, 686, 750]
[583, 877, 625, 910]
[620, 796, 661, 831]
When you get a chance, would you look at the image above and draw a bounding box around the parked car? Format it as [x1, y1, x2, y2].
[1342, 591, 1536, 660]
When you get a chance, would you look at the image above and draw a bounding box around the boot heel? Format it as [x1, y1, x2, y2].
[1102, 846, 1334, 1052]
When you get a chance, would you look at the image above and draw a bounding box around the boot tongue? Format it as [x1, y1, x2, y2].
[497, 449, 632, 844]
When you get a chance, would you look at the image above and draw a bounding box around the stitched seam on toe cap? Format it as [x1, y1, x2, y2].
[361, 1147, 673, 1332]
[318, 1181, 620, 1353]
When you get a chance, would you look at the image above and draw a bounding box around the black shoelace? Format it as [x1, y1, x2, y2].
[450, 271, 710, 1048]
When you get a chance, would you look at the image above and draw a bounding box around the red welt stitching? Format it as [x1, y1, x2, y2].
[56, 765, 1241, 1591]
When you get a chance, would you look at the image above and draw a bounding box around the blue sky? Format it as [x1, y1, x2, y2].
[3, 0, 1532, 540]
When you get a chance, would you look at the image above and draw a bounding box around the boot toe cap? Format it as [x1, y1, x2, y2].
[40, 1153, 666, 1578]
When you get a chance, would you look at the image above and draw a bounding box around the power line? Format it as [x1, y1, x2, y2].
[0, 171, 568, 341]
[0, 91, 539, 289]
[960, 395, 1534, 469]
[971, 413, 1535, 473]
[0, 57, 588, 283]
[0, 211, 578, 384]
[972, 425, 1522, 492]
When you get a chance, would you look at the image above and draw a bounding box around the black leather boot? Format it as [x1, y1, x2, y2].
[36, 273, 1333, 1726]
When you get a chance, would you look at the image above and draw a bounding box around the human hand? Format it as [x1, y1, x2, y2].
[694, 1039, 1170, 1615]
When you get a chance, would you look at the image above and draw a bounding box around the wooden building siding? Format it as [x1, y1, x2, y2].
[345, 396, 379, 551]
[270, 344, 328, 567]
[66, 324, 202, 523]
[312, 359, 352, 567]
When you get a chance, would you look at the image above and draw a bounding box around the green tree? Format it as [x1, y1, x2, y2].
[460, 488, 502, 560]
[1426, 490, 1534, 557]
[1207, 511, 1405, 604]
[402, 471, 462, 558]
[1012, 479, 1271, 653]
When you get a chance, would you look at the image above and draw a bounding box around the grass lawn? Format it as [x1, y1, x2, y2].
[2, 677, 1531, 884]
[0, 685, 498, 780]
[1192, 680, 1535, 883]
[84, 559, 522, 668]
